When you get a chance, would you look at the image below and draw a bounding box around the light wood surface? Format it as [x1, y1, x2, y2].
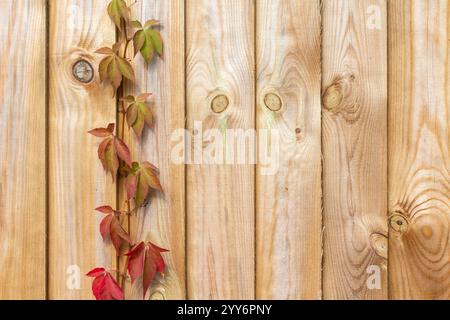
[322, 0, 388, 299]
[48, 0, 116, 299]
[388, 0, 450, 300]
[0, 0, 46, 300]
[121, 0, 185, 300]
[255, 0, 322, 300]
[186, 0, 255, 299]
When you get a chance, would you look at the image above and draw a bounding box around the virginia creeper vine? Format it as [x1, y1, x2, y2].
[86, 0, 167, 300]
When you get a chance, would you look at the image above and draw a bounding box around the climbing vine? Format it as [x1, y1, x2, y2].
[86, 0, 167, 300]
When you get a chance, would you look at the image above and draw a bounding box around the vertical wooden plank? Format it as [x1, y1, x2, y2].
[322, 0, 388, 299]
[48, 0, 116, 299]
[186, 0, 255, 299]
[122, 0, 185, 300]
[388, 0, 450, 300]
[0, 0, 46, 299]
[255, 0, 322, 299]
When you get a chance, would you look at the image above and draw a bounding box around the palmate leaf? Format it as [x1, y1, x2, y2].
[132, 19, 164, 63]
[107, 0, 130, 30]
[125, 241, 168, 298]
[96, 46, 134, 92]
[89, 123, 132, 180]
[125, 161, 163, 207]
[86, 268, 123, 300]
[96, 206, 131, 255]
[122, 93, 154, 137]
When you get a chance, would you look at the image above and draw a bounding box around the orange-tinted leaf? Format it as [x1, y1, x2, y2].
[114, 137, 132, 167]
[95, 47, 114, 55]
[136, 93, 152, 102]
[105, 140, 119, 180]
[125, 174, 137, 200]
[88, 128, 113, 138]
[141, 162, 163, 192]
[95, 206, 114, 214]
[107, 123, 115, 133]
[135, 174, 149, 207]
[110, 217, 131, 254]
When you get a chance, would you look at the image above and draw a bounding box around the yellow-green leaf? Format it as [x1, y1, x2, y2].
[107, 57, 122, 91]
[133, 30, 146, 57]
[146, 29, 163, 56]
[116, 56, 134, 81]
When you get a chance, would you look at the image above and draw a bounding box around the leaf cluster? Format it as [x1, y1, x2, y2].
[86, 0, 168, 301]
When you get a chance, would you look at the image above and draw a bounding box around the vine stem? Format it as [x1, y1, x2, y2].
[117, 17, 134, 295]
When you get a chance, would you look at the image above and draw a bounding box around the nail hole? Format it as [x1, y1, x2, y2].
[72, 59, 94, 83]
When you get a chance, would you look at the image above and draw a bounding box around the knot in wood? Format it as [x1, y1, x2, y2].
[323, 83, 343, 111]
[211, 95, 229, 113]
[72, 59, 94, 83]
[389, 212, 410, 233]
[264, 93, 282, 111]
[370, 233, 388, 259]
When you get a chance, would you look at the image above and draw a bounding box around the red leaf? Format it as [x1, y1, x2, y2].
[143, 253, 157, 298]
[125, 241, 168, 298]
[95, 206, 114, 214]
[89, 128, 113, 137]
[125, 242, 146, 283]
[99, 215, 113, 241]
[107, 123, 116, 133]
[86, 267, 105, 278]
[99, 214, 131, 255]
[88, 269, 123, 300]
[114, 137, 132, 167]
[110, 216, 131, 254]
[125, 174, 137, 200]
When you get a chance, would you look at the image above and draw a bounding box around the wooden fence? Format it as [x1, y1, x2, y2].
[0, 0, 448, 300]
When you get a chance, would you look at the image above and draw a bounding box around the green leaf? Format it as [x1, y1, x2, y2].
[146, 29, 163, 56]
[107, 0, 129, 30]
[124, 95, 154, 137]
[99, 56, 113, 83]
[130, 20, 143, 29]
[116, 56, 134, 81]
[107, 57, 122, 91]
[144, 19, 159, 29]
[133, 30, 146, 57]
[104, 140, 119, 181]
[140, 32, 155, 62]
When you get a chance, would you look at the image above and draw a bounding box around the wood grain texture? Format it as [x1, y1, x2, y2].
[322, 0, 388, 299]
[0, 0, 46, 299]
[255, 0, 322, 300]
[388, 0, 450, 300]
[186, 0, 255, 299]
[121, 0, 185, 300]
[48, 0, 116, 299]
